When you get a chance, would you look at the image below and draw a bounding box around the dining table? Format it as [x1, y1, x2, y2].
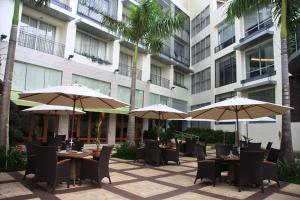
[215, 155, 240, 184]
[57, 150, 92, 185]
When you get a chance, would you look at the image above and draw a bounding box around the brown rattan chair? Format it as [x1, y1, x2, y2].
[34, 146, 71, 192]
[236, 150, 265, 192]
[266, 142, 273, 151]
[23, 142, 38, 180]
[215, 144, 232, 175]
[144, 140, 162, 165]
[164, 138, 180, 165]
[247, 142, 262, 151]
[263, 148, 280, 187]
[184, 138, 197, 156]
[194, 145, 219, 186]
[79, 145, 113, 187]
[135, 147, 145, 162]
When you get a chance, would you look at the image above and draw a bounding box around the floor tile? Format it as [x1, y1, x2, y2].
[125, 168, 169, 177]
[102, 172, 136, 183]
[163, 192, 219, 200]
[281, 184, 300, 195]
[109, 163, 139, 170]
[0, 182, 32, 199]
[156, 174, 195, 187]
[264, 193, 300, 200]
[159, 165, 193, 172]
[115, 180, 175, 198]
[0, 173, 14, 182]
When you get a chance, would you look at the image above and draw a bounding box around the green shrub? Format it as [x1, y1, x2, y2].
[184, 128, 235, 144]
[278, 160, 300, 184]
[0, 146, 26, 172]
[113, 142, 137, 160]
[143, 129, 157, 140]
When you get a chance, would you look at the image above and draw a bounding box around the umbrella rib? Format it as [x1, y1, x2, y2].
[97, 98, 115, 109]
[174, 112, 185, 119]
[46, 93, 63, 105]
[217, 108, 228, 121]
[242, 105, 254, 119]
[79, 98, 84, 111]
[139, 110, 153, 118]
[253, 104, 283, 115]
[19, 93, 42, 99]
[192, 107, 215, 118]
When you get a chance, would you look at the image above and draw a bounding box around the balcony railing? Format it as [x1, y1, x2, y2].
[288, 29, 300, 55]
[247, 64, 275, 79]
[50, 0, 72, 11]
[215, 37, 235, 53]
[119, 63, 142, 80]
[175, 30, 190, 43]
[77, 0, 117, 24]
[150, 74, 170, 88]
[18, 30, 65, 57]
[240, 17, 273, 43]
[172, 53, 190, 66]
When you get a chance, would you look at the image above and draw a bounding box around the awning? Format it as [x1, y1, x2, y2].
[84, 107, 129, 115]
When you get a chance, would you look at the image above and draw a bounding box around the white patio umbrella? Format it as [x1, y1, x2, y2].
[188, 97, 292, 146]
[19, 84, 128, 139]
[21, 104, 85, 115]
[130, 104, 187, 138]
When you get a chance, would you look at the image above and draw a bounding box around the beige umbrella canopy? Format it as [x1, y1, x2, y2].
[22, 105, 85, 115]
[19, 84, 128, 139]
[188, 97, 292, 145]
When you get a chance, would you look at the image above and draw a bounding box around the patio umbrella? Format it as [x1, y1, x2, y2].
[21, 104, 85, 115]
[188, 97, 292, 146]
[19, 84, 128, 139]
[130, 104, 187, 138]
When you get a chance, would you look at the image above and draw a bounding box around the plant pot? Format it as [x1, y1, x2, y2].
[92, 149, 101, 157]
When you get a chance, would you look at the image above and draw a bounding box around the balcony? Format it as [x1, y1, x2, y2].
[241, 64, 275, 84]
[150, 74, 170, 88]
[235, 18, 273, 50]
[175, 30, 190, 43]
[119, 63, 142, 80]
[172, 53, 190, 66]
[50, 0, 72, 11]
[18, 29, 65, 57]
[215, 37, 235, 53]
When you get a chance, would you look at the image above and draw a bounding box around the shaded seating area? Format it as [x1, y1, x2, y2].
[164, 138, 180, 165]
[263, 148, 281, 187]
[144, 140, 162, 166]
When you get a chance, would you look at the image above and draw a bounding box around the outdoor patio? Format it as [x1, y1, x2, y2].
[1, 149, 299, 200]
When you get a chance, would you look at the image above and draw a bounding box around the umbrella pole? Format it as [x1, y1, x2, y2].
[71, 99, 76, 141]
[235, 110, 240, 147]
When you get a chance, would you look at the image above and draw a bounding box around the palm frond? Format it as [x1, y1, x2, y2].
[30, 0, 50, 7]
[225, 0, 271, 21]
[144, 36, 164, 54]
[102, 16, 134, 41]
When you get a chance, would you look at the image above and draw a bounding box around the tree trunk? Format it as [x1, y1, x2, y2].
[0, 0, 21, 152]
[280, 0, 295, 168]
[126, 43, 139, 144]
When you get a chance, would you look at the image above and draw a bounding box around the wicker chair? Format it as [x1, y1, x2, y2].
[194, 144, 219, 186]
[80, 146, 113, 187]
[184, 138, 197, 156]
[215, 144, 232, 175]
[236, 150, 265, 192]
[266, 142, 273, 151]
[144, 140, 162, 165]
[263, 148, 280, 187]
[247, 142, 262, 151]
[23, 142, 38, 180]
[135, 147, 145, 162]
[34, 146, 71, 192]
[164, 138, 180, 165]
[72, 139, 84, 151]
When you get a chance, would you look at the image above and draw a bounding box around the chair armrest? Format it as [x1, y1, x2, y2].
[57, 159, 71, 165]
[81, 158, 98, 170]
[198, 160, 215, 167]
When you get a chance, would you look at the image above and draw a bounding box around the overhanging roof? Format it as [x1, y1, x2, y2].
[234, 30, 274, 50]
[235, 80, 276, 92]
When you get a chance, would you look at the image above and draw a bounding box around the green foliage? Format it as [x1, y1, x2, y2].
[143, 129, 157, 140]
[278, 160, 300, 184]
[0, 146, 26, 172]
[183, 128, 235, 144]
[113, 142, 137, 160]
[9, 102, 24, 145]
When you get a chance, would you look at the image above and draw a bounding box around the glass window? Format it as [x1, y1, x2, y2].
[218, 22, 235, 45]
[117, 86, 144, 108]
[174, 71, 185, 87]
[149, 93, 160, 105]
[172, 98, 187, 112]
[248, 88, 275, 103]
[72, 74, 111, 96]
[215, 52, 236, 87]
[192, 35, 210, 64]
[191, 6, 210, 37]
[246, 42, 274, 79]
[191, 67, 211, 94]
[215, 92, 236, 102]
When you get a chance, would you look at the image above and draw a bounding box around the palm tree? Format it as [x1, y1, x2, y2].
[0, 0, 49, 154]
[226, 0, 300, 167]
[103, 0, 186, 144]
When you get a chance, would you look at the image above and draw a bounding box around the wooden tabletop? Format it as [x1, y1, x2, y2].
[57, 150, 92, 159]
[218, 155, 240, 161]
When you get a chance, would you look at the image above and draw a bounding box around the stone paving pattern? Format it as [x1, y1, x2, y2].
[0, 150, 300, 200]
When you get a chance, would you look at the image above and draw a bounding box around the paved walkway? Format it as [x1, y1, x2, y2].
[0, 150, 300, 200]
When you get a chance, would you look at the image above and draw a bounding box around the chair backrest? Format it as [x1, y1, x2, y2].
[35, 146, 57, 182]
[47, 136, 57, 147]
[98, 145, 113, 172]
[73, 139, 84, 151]
[239, 150, 264, 184]
[266, 148, 280, 163]
[26, 141, 37, 156]
[247, 142, 261, 151]
[185, 138, 197, 155]
[266, 142, 273, 150]
[174, 138, 180, 153]
[194, 144, 205, 161]
[216, 144, 232, 157]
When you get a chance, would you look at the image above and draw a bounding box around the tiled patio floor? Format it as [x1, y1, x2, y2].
[0, 150, 300, 200]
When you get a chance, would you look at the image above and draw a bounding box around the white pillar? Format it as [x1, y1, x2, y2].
[108, 114, 116, 145]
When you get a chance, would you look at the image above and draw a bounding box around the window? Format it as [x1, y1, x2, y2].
[12, 62, 62, 91]
[191, 6, 210, 37]
[244, 4, 272, 36]
[174, 71, 185, 87]
[248, 88, 275, 103]
[191, 103, 211, 128]
[215, 52, 236, 87]
[149, 93, 160, 105]
[72, 74, 111, 96]
[192, 35, 210, 64]
[191, 67, 211, 94]
[216, 22, 235, 52]
[174, 40, 185, 60]
[150, 64, 169, 88]
[246, 42, 274, 79]
[172, 98, 188, 112]
[215, 91, 236, 102]
[75, 31, 107, 60]
[160, 96, 171, 106]
[117, 86, 144, 108]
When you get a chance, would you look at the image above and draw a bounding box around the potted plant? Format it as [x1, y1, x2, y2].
[92, 138, 101, 157]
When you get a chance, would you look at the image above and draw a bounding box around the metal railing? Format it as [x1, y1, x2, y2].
[150, 74, 170, 88]
[175, 30, 190, 43]
[247, 64, 275, 79]
[77, 0, 117, 24]
[288, 29, 300, 55]
[172, 52, 190, 66]
[18, 30, 65, 57]
[215, 37, 235, 53]
[50, 0, 72, 11]
[240, 17, 273, 42]
[119, 63, 142, 80]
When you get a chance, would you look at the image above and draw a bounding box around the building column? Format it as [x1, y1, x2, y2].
[58, 115, 69, 140]
[108, 114, 116, 145]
